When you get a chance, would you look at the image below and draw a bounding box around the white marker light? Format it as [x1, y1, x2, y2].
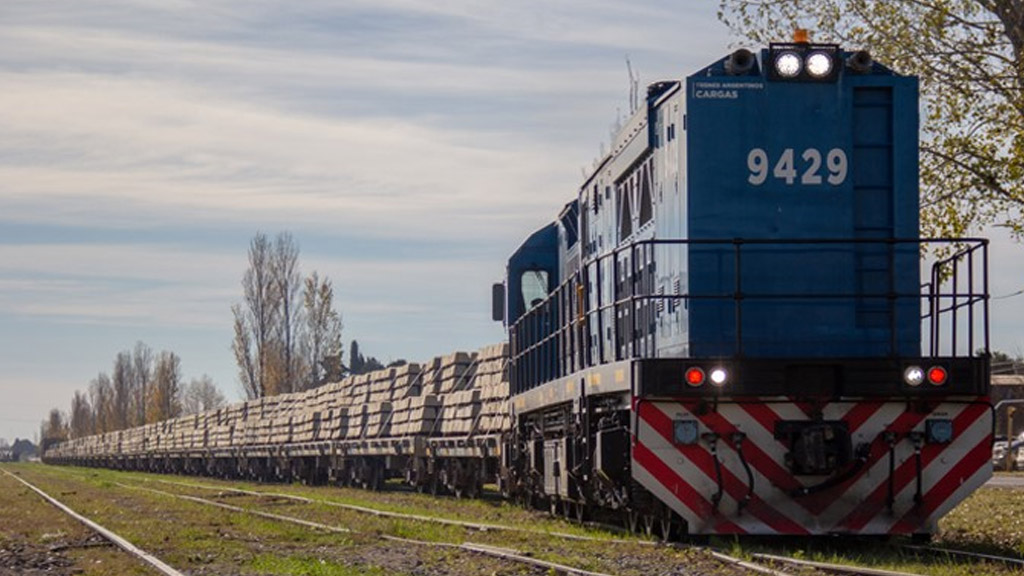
[710, 368, 728, 386]
[904, 365, 924, 387]
[806, 52, 833, 77]
[775, 52, 802, 77]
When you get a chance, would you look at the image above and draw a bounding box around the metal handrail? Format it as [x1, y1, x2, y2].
[507, 237, 989, 394]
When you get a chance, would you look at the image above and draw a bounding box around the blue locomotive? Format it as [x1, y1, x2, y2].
[494, 36, 992, 536]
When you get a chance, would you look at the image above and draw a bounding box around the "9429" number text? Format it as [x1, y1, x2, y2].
[747, 148, 848, 186]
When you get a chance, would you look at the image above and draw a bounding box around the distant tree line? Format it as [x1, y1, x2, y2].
[40, 342, 226, 449]
[40, 230, 401, 448]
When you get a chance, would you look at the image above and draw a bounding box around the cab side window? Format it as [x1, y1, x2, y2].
[521, 270, 550, 311]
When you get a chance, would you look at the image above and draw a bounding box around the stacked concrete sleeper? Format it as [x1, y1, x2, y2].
[45, 343, 510, 493]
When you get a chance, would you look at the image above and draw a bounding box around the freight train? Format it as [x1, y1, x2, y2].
[46, 38, 993, 539]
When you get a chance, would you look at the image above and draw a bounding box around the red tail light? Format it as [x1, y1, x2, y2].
[685, 367, 705, 387]
[927, 366, 948, 386]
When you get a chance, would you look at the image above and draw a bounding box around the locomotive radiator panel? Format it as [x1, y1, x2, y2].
[632, 398, 993, 535]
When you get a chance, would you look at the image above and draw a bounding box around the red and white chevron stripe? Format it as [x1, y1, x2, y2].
[632, 397, 992, 535]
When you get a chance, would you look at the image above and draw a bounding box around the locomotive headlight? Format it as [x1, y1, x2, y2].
[709, 367, 728, 387]
[806, 52, 833, 77]
[774, 52, 802, 77]
[903, 365, 925, 387]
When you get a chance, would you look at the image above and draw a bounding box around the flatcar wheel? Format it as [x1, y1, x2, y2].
[625, 510, 640, 534]
[642, 514, 656, 538]
[658, 516, 675, 542]
[514, 489, 529, 508]
[573, 502, 586, 524]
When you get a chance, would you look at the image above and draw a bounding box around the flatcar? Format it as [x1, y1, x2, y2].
[493, 34, 992, 537]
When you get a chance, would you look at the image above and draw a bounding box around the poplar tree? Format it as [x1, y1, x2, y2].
[304, 271, 343, 389]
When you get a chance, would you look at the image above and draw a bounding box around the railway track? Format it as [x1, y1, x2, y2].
[746, 542, 1024, 576]
[142, 475, 632, 542]
[13, 464, 1024, 576]
[121, 473, 1024, 576]
[0, 467, 184, 576]
[895, 544, 1024, 570]
[118, 475, 813, 576]
[14, 464, 737, 575]
[117, 481, 625, 576]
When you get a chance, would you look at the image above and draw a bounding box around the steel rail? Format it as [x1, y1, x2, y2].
[751, 552, 925, 576]
[118, 483, 351, 533]
[145, 476, 625, 543]
[897, 544, 1024, 570]
[707, 550, 800, 576]
[0, 468, 186, 576]
[119, 481, 620, 576]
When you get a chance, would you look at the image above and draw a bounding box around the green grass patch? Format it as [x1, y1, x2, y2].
[939, 486, 1024, 557]
[249, 553, 387, 576]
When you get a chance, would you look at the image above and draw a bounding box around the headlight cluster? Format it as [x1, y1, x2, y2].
[903, 364, 949, 387]
[684, 366, 729, 388]
[768, 43, 843, 82]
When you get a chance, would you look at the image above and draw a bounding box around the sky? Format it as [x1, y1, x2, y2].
[1, 1, 1022, 442]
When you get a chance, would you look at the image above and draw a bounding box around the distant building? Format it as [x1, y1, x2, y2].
[10, 438, 37, 461]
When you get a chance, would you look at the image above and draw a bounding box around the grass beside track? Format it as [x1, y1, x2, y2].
[8, 463, 1024, 576]
[937, 484, 1024, 557]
